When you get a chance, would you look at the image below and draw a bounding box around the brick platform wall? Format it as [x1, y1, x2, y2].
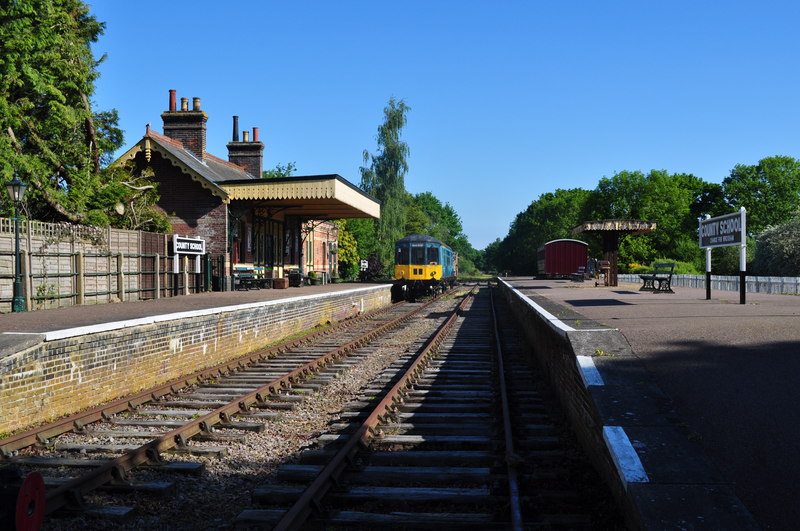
[0, 286, 391, 434]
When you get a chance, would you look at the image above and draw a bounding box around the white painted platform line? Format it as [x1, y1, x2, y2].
[498, 278, 574, 336]
[498, 278, 618, 336]
[576, 356, 605, 387]
[18, 284, 389, 342]
[603, 425, 649, 488]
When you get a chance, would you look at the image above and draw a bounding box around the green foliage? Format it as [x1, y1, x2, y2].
[723, 156, 800, 234]
[753, 214, 800, 276]
[359, 97, 410, 274]
[404, 191, 479, 267]
[0, 0, 166, 231]
[494, 188, 593, 274]
[707, 235, 755, 275]
[262, 162, 296, 179]
[333, 219, 360, 280]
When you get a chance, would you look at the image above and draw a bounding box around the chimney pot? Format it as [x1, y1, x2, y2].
[193, 97, 201, 111]
[232, 116, 239, 142]
[243, 130, 250, 142]
[181, 97, 189, 111]
[253, 127, 259, 142]
[169, 90, 176, 111]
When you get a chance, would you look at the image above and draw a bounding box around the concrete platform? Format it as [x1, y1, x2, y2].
[0, 282, 384, 358]
[0, 281, 391, 434]
[506, 277, 800, 531]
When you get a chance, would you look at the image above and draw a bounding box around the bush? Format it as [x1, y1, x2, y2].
[753, 215, 800, 276]
[650, 259, 702, 275]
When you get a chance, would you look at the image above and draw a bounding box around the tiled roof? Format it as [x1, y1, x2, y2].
[144, 130, 259, 183]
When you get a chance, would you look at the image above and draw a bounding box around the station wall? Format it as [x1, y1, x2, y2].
[0, 285, 392, 434]
[496, 278, 757, 530]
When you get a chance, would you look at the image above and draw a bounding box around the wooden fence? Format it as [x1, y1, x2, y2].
[0, 218, 212, 313]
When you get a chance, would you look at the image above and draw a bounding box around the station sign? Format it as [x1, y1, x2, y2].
[699, 210, 745, 248]
[172, 235, 206, 255]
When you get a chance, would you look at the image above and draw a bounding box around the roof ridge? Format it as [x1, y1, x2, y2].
[145, 129, 185, 148]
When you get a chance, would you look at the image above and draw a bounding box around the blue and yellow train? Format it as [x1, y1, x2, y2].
[392, 234, 458, 301]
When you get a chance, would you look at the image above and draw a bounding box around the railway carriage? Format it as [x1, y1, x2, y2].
[392, 234, 458, 301]
[536, 239, 588, 278]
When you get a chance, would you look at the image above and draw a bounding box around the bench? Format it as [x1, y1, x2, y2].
[234, 267, 272, 290]
[639, 262, 675, 293]
[570, 266, 586, 282]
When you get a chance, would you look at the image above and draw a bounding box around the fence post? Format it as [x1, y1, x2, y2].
[76, 252, 85, 305]
[117, 252, 125, 302]
[182, 255, 189, 295]
[154, 253, 160, 299]
[23, 249, 31, 311]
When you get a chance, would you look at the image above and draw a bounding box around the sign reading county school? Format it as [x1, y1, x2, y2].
[172, 235, 206, 255]
[699, 210, 745, 248]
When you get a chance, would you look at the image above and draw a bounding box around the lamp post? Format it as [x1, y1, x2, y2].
[6, 173, 28, 312]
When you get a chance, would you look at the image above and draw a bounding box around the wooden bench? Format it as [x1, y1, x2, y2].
[234, 267, 272, 290]
[639, 262, 675, 293]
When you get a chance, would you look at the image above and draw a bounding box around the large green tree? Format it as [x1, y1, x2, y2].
[722, 156, 800, 234]
[406, 191, 478, 274]
[0, 0, 163, 229]
[357, 97, 410, 271]
[495, 188, 593, 274]
[588, 170, 711, 267]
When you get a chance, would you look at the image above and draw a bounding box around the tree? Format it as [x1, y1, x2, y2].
[0, 1, 165, 230]
[587, 170, 711, 268]
[723, 156, 800, 234]
[359, 97, 410, 272]
[494, 188, 593, 274]
[262, 162, 296, 179]
[753, 214, 800, 276]
[333, 219, 360, 279]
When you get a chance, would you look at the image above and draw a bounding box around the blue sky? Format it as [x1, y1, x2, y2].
[89, 1, 800, 250]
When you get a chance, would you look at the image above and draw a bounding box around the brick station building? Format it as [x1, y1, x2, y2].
[113, 90, 380, 288]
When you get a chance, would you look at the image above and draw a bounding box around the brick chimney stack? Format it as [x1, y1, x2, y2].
[161, 90, 208, 160]
[227, 116, 264, 178]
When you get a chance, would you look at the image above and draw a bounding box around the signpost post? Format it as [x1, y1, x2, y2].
[699, 207, 747, 304]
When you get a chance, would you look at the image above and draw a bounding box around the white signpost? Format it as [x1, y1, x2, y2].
[172, 235, 206, 274]
[699, 207, 747, 304]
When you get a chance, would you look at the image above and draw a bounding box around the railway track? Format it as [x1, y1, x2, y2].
[237, 287, 623, 529]
[2, 286, 622, 529]
[0, 296, 452, 530]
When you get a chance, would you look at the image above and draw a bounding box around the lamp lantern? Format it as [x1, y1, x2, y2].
[6, 173, 28, 312]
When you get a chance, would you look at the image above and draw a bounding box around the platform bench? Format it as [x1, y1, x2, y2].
[235, 268, 272, 290]
[570, 266, 586, 282]
[639, 262, 675, 293]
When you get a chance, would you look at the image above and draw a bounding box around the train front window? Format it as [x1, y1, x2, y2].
[427, 245, 439, 264]
[396, 245, 409, 265]
[411, 244, 425, 265]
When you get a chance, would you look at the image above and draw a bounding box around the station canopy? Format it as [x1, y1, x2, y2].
[571, 219, 656, 286]
[572, 219, 657, 236]
[222, 174, 380, 220]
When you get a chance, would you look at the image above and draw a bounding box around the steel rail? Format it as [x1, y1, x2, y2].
[39, 297, 442, 517]
[273, 287, 476, 531]
[0, 302, 401, 458]
[490, 286, 524, 530]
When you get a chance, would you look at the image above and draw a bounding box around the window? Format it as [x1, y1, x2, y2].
[397, 245, 409, 265]
[411, 244, 425, 265]
[427, 245, 439, 264]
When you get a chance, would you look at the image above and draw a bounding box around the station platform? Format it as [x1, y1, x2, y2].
[0, 282, 384, 358]
[505, 277, 800, 530]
